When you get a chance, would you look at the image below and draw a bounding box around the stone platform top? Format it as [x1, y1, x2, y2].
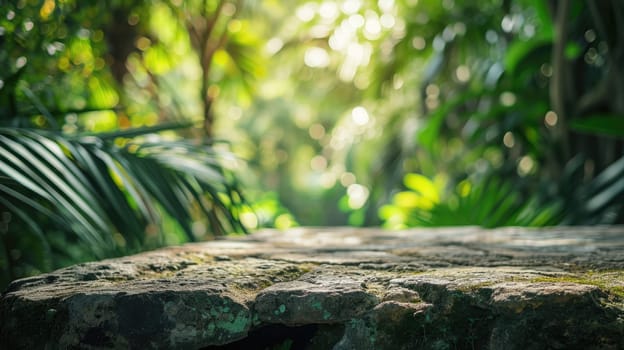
[2, 227, 624, 349]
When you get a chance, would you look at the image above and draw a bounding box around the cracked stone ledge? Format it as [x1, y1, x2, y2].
[1, 226, 624, 349]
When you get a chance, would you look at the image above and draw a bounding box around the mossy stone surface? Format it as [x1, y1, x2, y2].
[2, 226, 624, 349]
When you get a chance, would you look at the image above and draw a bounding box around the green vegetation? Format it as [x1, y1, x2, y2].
[1, 0, 624, 287]
[532, 271, 624, 299]
[0, 1, 249, 287]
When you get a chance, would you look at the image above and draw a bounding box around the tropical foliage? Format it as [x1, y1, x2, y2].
[0, 127, 246, 284]
[380, 173, 561, 228]
[367, 0, 624, 227]
[235, 0, 624, 227]
[0, 1, 249, 287]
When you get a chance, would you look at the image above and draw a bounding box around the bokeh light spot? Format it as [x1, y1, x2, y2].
[351, 106, 370, 125]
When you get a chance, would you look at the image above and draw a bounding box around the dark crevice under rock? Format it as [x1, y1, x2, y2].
[202, 324, 345, 350]
[2, 226, 624, 349]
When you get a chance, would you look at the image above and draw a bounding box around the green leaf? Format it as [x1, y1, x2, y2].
[582, 155, 624, 220]
[570, 115, 624, 138]
[504, 36, 552, 74]
[77, 121, 197, 140]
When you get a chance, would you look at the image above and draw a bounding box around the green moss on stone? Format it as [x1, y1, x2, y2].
[531, 270, 624, 299]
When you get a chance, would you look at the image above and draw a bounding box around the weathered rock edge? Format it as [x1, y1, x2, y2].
[2, 226, 624, 349]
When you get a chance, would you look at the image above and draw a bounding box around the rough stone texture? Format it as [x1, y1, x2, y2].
[1, 226, 624, 349]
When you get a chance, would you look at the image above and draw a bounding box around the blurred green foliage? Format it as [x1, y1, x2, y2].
[1, 0, 624, 287]
[380, 173, 561, 228]
[375, 0, 624, 227]
[0, 0, 252, 288]
[228, 0, 624, 228]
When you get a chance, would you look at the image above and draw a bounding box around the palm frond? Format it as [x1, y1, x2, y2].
[403, 177, 561, 228]
[0, 127, 246, 284]
[563, 155, 624, 224]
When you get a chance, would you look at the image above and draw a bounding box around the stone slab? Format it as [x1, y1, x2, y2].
[1, 226, 624, 349]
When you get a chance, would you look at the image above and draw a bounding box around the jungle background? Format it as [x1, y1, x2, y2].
[1, 0, 623, 289]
